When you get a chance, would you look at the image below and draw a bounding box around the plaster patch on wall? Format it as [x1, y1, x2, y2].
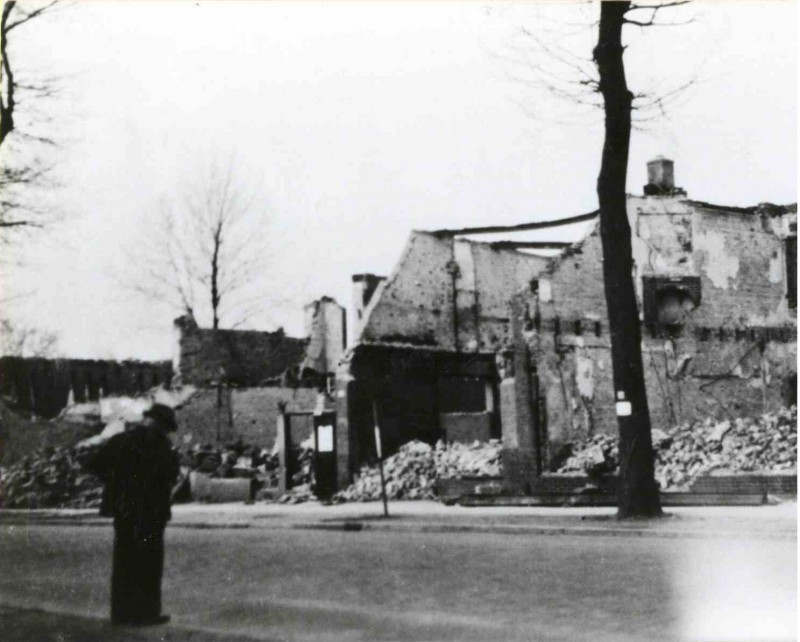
[768, 251, 784, 284]
[575, 350, 595, 400]
[539, 279, 553, 303]
[694, 228, 739, 289]
[454, 240, 476, 290]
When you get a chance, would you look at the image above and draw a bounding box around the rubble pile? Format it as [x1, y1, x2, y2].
[654, 406, 797, 490]
[186, 442, 279, 482]
[0, 445, 104, 509]
[278, 483, 316, 504]
[434, 439, 503, 478]
[278, 440, 317, 503]
[333, 439, 502, 503]
[556, 406, 797, 490]
[556, 434, 619, 478]
[334, 440, 436, 502]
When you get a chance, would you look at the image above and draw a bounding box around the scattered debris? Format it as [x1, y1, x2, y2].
[556, 406, 797, 490]
[0, 444, 105, 509]
[332, 439, 502, 503]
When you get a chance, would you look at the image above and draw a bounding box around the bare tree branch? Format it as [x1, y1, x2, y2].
[510, 1, 699, 127]
[122, 158, 278, 331]
[0, 0, 64, 249]
[0, 316, 59, 357]
[0, 220, 44, 228]
[4, 0, 59, 32]
[628, 2, 691, 11]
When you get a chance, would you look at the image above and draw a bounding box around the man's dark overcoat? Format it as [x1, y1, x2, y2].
[86, 422, 180, 624]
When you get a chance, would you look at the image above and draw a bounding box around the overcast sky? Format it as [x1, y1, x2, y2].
[2, 0, 796, 360]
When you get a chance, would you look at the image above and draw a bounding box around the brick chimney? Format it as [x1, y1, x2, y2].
[644, 156, 686, 196]
[352, 273, 385, 323]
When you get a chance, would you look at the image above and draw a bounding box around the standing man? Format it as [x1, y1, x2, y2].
[85, 403, 181, 626]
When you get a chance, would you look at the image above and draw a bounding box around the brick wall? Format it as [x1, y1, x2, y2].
[519, 199, 796, 455]
[174, 386, 317, 449]
[360, 231, 548, 352]
[174, 316, 308, 387]
[302, 297, 346, 375]
[690, 206, 795, 326]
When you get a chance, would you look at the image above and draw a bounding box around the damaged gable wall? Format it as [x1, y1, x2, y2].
[515, 197, 796, 463]
[359, 232, 454, 348]
[359, 231, 549, 352]
[336, 231, 550, 485]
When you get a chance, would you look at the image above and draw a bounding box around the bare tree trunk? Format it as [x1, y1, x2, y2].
[0, 1, 18, 147]
[593, 1, 661, 518]
[211, 222, 222, 330]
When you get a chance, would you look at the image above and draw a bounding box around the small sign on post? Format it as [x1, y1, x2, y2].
[317, 424, 334, 453]
[615, 391, 632, 417]
[372, 401, 389, 518]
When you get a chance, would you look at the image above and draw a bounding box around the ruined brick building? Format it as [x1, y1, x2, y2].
[173, 297, 346, 388]
[334, 158, 797, 489]
[171, 298, 346, 448]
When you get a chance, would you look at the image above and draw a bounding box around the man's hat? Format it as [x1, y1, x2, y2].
[143, 403, 178, 432]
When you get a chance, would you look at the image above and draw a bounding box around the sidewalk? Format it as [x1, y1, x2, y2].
[1, 605, 268, 642]
[2, 499, 796, 540]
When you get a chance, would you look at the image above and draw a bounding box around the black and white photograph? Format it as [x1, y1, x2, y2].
[0, 1, 796, 640]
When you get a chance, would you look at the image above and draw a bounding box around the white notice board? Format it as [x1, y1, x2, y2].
[317, 425, 334, 452]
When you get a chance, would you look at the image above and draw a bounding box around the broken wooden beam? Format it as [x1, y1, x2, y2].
[428, 210, 599, 238]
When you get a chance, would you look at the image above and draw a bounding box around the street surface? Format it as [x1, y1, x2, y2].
[0, 521, 795, 642]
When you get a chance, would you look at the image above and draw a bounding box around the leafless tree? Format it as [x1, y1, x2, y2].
[124, 160, 277, 330]
[0, 316, 59, 357]
[508, 1, 696, 517]
[0, 0, 63, 244]
[504, 1, 698, 129]
[592, 1, 697, 519]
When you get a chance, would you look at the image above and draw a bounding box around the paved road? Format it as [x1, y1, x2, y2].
[0, 524, 795, 641]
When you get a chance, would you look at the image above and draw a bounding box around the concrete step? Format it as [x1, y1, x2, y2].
[457, 492, 767, 508]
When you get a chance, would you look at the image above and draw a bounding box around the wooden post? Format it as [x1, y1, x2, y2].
[216, 381, 222, 444]
[372, 401, 389, 518]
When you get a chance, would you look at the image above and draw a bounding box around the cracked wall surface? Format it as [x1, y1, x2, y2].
[173, 314, 309, 387]
[517, 196, 796, 459]
[359, 231, 549, 351]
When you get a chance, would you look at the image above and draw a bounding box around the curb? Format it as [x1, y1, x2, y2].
[2, 514, 795, 541]
[288, 520, 796, 541]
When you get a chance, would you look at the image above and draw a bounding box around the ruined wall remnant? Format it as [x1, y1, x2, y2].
[337, 161, 795, 489]
[690, 205, 796, 327]
[359, 232, 453, 347]
[302, 297, 346, 376]
[173, 314, 308, 387]
[351, 274, 386, 344]
[174, 386, 317, 449]
[519, 191, 796, 462]
[359, 231, 548, 352]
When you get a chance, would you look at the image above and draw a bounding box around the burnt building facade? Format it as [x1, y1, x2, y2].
[335, 158, 797, 489]
[334, 231, 551, 485]
[170, 299, 346, 450]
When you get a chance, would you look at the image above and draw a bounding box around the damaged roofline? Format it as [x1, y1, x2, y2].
[413, 230, 574, 255]
[686, 200, 797, 216]
[490, 241, 572, 251]
[427, 210, 599, 238]
[353, 339, 500, 355]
